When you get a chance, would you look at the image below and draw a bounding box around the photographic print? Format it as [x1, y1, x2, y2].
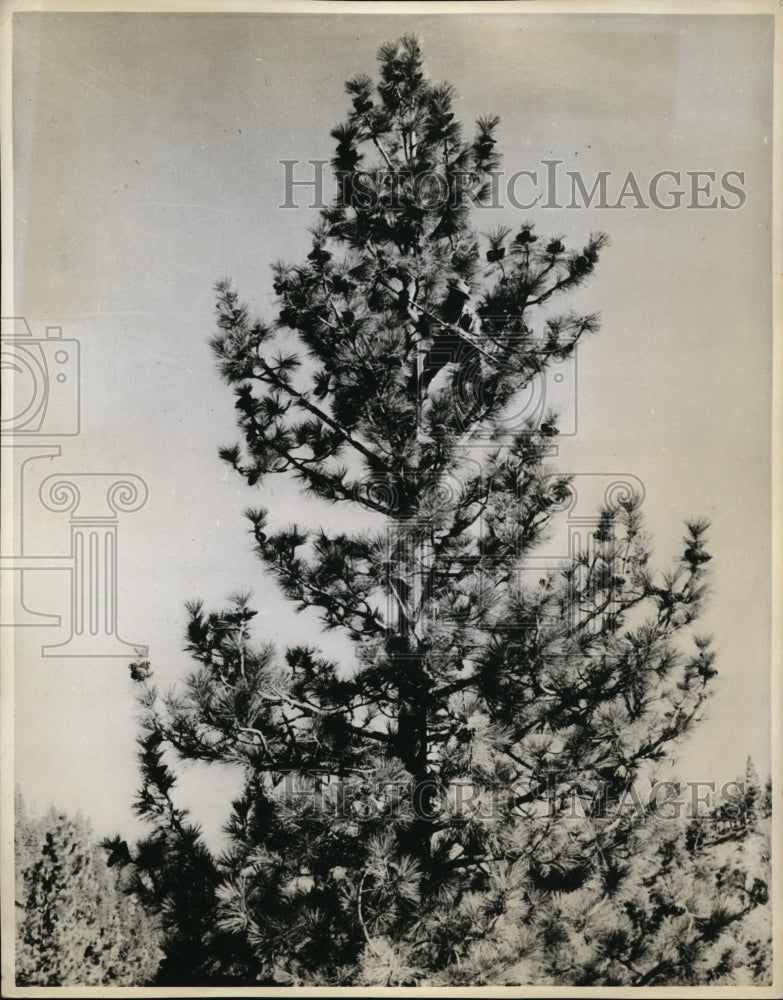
[1, 1, 779, 993]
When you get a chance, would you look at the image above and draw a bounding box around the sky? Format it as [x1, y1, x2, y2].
[5, 9, 775, 848]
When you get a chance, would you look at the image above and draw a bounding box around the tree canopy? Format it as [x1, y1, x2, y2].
[14, 792, 161, 986]
[109, 35, 770, 987]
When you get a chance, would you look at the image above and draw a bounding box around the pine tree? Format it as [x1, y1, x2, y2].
[118, 35, 769, 986]
[742, 756, 761, 829]
[761, 775, 772, 819]
[14, 798, 161, 986]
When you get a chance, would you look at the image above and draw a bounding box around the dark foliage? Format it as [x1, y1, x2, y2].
[114, 36, 770, 986]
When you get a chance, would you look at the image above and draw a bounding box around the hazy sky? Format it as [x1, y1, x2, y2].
[7, 10, 774, 846]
